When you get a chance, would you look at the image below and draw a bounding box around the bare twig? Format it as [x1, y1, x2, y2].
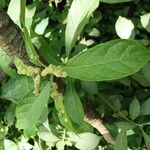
[84, 105, 114, 144]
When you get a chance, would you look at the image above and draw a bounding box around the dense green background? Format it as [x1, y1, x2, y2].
[0, 0, 150, 149]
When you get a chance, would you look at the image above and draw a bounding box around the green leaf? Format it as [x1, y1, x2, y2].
[142, 130, 150, 150]
[65, 0, 99, 56]
[89, 28, 100, 37]
[114, 130, 128, 150]
[81, 81, 98, 94]
[140, 98, 150, 115]
[115, 16, 134, 39]
[108, 95, 122, 110]
[33, 37, 60, 65]
[68, 132, 100, 150]
[20, 1, 43, 66]
[64, 79, 84, 125]
[0, 49, 18, 78]
[115, 122, 136, 131]
[142, 63, 150, 82]
[7, 0, 21, 26]
[0, 77, 34, 103]
[4, 104, 16, 126]
[38, 126, 59, 143]
[23, 27, 44, 66]
[101, 0, 133, 4]
[140, 13, 150, 33]
[77, 121, 93, 133]
[4, 139, 19, 150]
[56, 141, 65, 150]
[132, 71, 150, 87]
[16, 83, 50, 130]
[32, 141, 40, 150]
[35, 17, 49, 35]
[65, 39, 150, 81]
[7, 0, 35, 29]
[129, 98, 140, 120]
[54, 98, 75, 131]
[0, 0, 5, 8]
[24, 128, 36, 138]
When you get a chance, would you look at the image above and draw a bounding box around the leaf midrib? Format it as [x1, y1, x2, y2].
[66, 59, 134, 70]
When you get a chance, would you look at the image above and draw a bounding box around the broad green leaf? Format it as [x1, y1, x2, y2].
[7, 0, 20, 26]
[35, 17, 49, 35]
[18, 137, 33, 150]
[142, 63, 150, 82]
[65, 0, 99, 56]
[32, 141, 40, 150]
[54, 98, 75, 131]
[56, 141, 65, 150]
[115, 121, 136, 131]
[115, 16, 134, 39]
[16, 83, 50, 130]
[114, 130, 128, 150]
[4, 103, 16, 126]
[129, 98, 140, 120]
[81, 81, 98, 94]
[68, 132, 100, 150]
[132, 71, 150, 87]
[0, 141, 4, 150]
[0, 0, 5, 8]
[0, 77, 34, 103]
[38, 126, 59, 143]
[142, 130, 150, 150]
[7, 0, 36, 29]
[24, 128, 36, 138]
[77, 121, 93, 133]
[140, 98, 150, 115]
[4, 139, 19, 150]
[65, 39, 150, 81]
[140, 13, 150, 32]
[0, 49, 18, 78]
[64, 79, 84, 125]
[101, 0, 133, 3]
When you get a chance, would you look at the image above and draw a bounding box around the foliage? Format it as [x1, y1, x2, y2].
[0, 0, 150, 149]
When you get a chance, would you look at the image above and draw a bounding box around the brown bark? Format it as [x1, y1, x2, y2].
[84, 105, 114, 144]
[0, 8, 31, 80]
[0, 8, 29, 64]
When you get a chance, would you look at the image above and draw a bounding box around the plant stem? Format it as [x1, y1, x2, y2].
[98, 94, 142, 128]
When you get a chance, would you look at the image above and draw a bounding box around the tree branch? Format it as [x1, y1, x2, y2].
[0, 8, 29, 64]
[84, 105, 114, 144]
